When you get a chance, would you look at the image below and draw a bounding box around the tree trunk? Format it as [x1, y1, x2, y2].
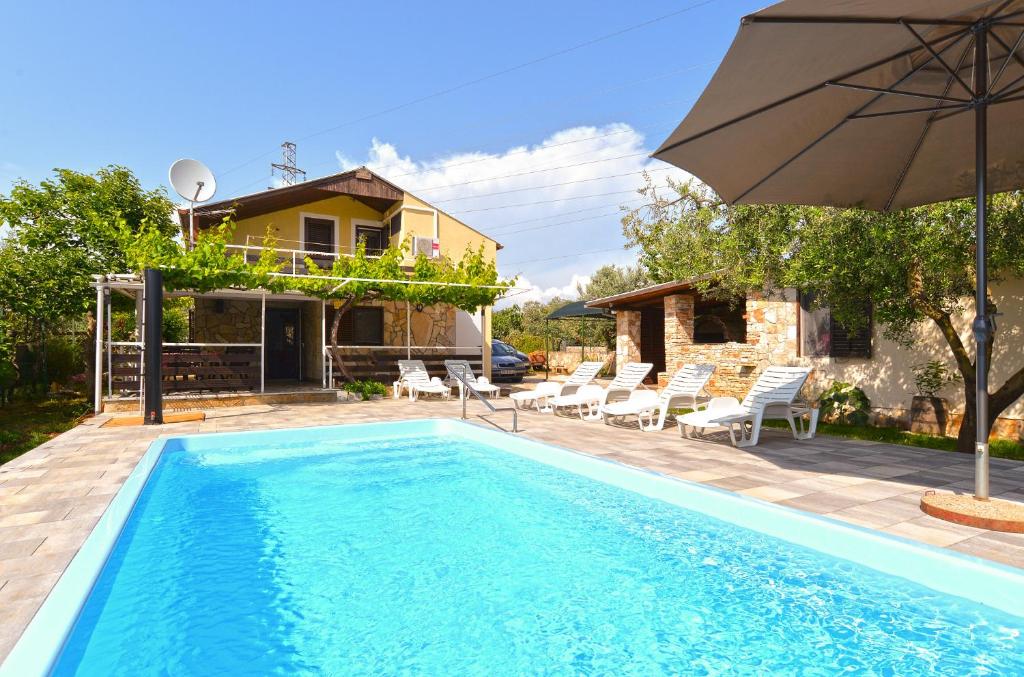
[328, 298, 357, 384]
[956, 387, 977, 453]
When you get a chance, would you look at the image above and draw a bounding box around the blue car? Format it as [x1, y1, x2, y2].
[490, 340, 530, 382]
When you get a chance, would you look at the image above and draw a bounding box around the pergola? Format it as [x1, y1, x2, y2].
[543, 300, 614, 380]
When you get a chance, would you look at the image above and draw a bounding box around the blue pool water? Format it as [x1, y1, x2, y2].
[53, 428, 1023, 675]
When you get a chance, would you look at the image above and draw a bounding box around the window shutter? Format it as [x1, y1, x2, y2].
[799, 292, 872, 358]
[389, 213, 402, 237]
[829, 306, 872, 358]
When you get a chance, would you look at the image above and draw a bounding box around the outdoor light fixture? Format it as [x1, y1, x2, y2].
[415, 303, 425, 312]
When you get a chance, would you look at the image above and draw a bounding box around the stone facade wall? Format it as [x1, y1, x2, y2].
[660, 291, 799, 399]
[548, 347, 614, 375]
[193, 298, 261, 343]
[373, 300, 456, 347]
[615, 310, 641, 375]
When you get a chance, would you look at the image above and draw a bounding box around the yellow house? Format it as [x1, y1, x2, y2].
[168, 167, 502, 390]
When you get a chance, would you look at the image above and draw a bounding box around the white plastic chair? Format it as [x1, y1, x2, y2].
[396, 360, 450, 401]
[444, 360, 501, 399]
[602, 363, 716, 431]
[549, 362, 654, 421]
[509, 361, 603, 413]
[678, 366, 814, 447]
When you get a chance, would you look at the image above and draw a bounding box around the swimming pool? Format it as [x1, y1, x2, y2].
[6, 419, 1024, 675]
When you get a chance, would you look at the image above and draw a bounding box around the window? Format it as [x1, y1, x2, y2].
[303, 216, 335, 254]
[800, 292, 872, 358]
[337, 307, 384, 346]
[355, 225, 386, 256]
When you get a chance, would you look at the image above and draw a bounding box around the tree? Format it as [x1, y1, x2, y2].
[0, 167, 176, 397]
[577, 264, 650, 301]
[125, 222, 513, 383]
[622, 176, 1024, 452]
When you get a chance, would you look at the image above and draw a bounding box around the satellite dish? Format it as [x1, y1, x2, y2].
[168, 158, 217, 203]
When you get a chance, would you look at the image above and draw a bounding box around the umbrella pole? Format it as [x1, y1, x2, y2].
[973, 25, 991, 501]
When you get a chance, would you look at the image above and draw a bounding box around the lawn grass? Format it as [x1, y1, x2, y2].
[0, 396, 91, 465]
[762, 419, 1024, 461]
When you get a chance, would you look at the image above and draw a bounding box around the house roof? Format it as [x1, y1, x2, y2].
[585, 275, 716, 309]
[180, 167, 501, 248]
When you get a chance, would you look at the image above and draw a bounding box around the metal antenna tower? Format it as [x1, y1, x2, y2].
[270, 141, 306, 187]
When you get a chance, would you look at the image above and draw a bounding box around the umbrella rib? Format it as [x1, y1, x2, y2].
[742, 6, 1024, 27]
[825, 81, 969, 104]
[988, 29, 1024, 91]
[729, 30, 973, 204]
[847, 104, 970, 119]
[901, 21, 976, 97]
[992, 68, 1024, 97]
[655, 26, 972, 157]
[884, 33, 977, 211]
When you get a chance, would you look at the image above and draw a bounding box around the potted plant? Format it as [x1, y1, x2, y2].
[341, 379, 388, 402]
[341, 382, 363, 402]
[910, 361, 960, 435]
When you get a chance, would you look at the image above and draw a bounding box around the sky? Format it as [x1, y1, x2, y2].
[1, 0, 766, 305]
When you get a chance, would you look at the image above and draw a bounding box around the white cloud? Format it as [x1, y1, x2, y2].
[497, 273, 591, 309]
[335, 123, 690, 299]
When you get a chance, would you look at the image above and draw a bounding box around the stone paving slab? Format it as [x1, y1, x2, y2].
[1, 397, 1023, 662]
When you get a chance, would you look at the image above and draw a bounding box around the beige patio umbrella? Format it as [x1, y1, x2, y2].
[653, 0, 1024, 500]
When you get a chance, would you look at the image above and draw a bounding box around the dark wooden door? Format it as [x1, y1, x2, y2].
[640, 307, 665, 382]
[265, 308, 300, 380]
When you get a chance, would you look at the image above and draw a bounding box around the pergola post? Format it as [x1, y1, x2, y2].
[93, 278, 105, 415]
[106, 289, 112, 397]
[142, 268, 163, 425]
[260, 293, 266, 394]
[321, 300, 327, 389]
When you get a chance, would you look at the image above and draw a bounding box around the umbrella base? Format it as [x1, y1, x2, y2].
[920, 491, 1024, 533]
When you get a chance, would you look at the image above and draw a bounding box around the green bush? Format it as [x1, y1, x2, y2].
[502, 331, 546, 354]
[817, 381, 871, 426]
[163, 304, 190, 343]
[42, 337, 85, 387]
[343, 379, 388, 399]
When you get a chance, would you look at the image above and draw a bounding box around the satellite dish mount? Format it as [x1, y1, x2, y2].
[168, 159, 217, 248]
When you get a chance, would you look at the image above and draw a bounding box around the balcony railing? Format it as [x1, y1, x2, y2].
[224, 243, 383, 275]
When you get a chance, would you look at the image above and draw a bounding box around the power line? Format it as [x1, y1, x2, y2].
[410, 152, 653, 193]
[482, 198, 646, 230]
[452, 187, 650, 214]
[216, 1, 718, 178]
[432, 168, 673, 204]
[503, 246, 628, 267]
[492, 209, 625, 236]
[294, 61, 711, 179]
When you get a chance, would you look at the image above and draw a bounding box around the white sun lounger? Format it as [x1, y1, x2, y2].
[549, 362, 654, 421]
[395, 360, 450, 402]
[602, 363, 716, 431]
[509, 361, 604, 413]
[444, 360, 501, 399]
[677, 366, 814, 447]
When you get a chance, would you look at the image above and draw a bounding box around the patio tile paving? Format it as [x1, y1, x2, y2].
[0, 396, 1023, 662]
